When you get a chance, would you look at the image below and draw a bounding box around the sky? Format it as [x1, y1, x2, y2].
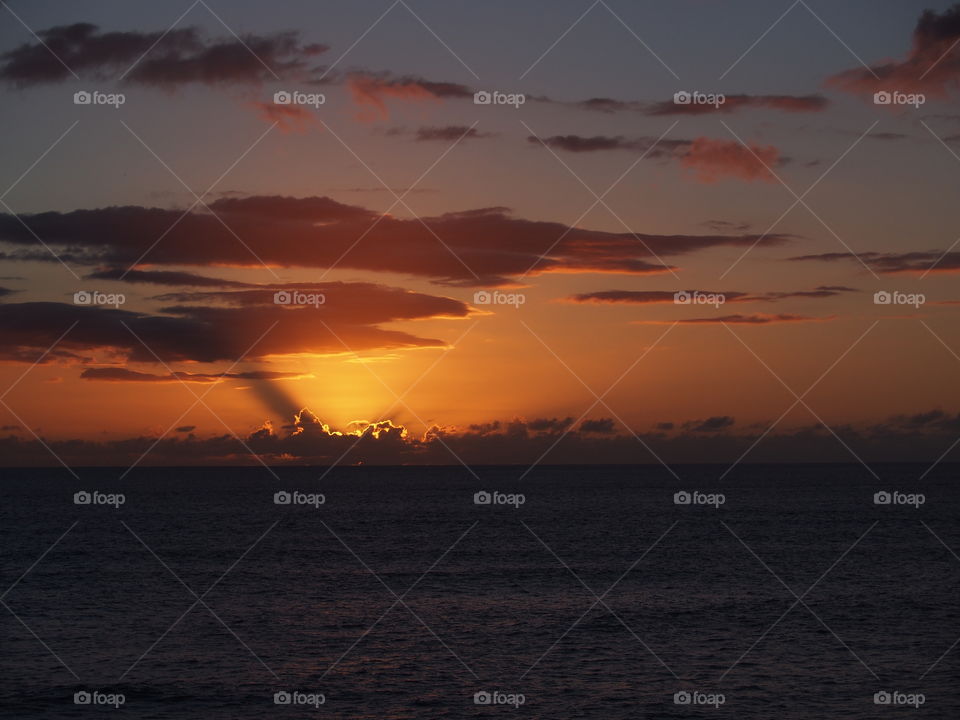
[1, 0, 959, 468]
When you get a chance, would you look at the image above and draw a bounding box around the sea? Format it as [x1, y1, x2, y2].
[0, 464, 957, 718]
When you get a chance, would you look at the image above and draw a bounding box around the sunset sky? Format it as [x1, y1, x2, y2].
[1, 0, 960, 466]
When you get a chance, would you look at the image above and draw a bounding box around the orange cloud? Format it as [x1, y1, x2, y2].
[250, 101, 316, 133]
[680, 138, 779, 183]
[347, 73, 440, 121]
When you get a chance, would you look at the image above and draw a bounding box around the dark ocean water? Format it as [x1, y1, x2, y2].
[1, 464, 958, 719]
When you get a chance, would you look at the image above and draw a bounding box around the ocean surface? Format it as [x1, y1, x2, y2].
[0, 464, 958, 718]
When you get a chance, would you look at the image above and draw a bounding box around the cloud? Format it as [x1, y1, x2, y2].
[680, 138, 780, 183]
[567, 94, 828, 116]
[4, 407, 960, 466]
[0, 195, 792, 286]
[645, 94, 829, 116]
[635, 313, 835, 325]
[528, 134, 783, 183]
[566, 287, 855, 305]
[413, 126, 496, 142]
[0, 281, 471, 365]
[580, 418, 616, 434]
[526, 417, 574, 433]
[826, 4, 960, 97]
[527, 134, 658, 153]
[85, 268, 254, 288]
[250, 101, 316, 133]
[702, 220, 752, 233]
[789, 250, 960, 274]
[345, 72, 471, 120]
[80, 368, 310, 383]
[387, 126, 496, 142]
[568, 290, 747, 305]
[528, 134, 693, 156]
[682, 416, 735, 432]
[0, 23, 326, 87]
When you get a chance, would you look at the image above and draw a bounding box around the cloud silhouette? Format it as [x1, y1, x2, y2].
[2, 407, 959, 466]
[635, 313, 835, 325]
[0, 196, 792, 285]
[0, 23, 326, 87]
[645, 94, 828, 116]
[0, 281, 471, 364]
[826, 4, 960, 97]
[790, 250, 960, 274]
[80, 368, 310, 383]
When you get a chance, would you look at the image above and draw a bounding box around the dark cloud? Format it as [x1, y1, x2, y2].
[526, 417, 574, 433]
[528, 134, 784, 183]
[683, 416, 735, 432]
[0, 282, 469, 364]
[528, 134, 693, 156]
[3, 407, 959, 466]
[790, 250, 960, 274]
[0, 23, 326, 87]
[413, 126, 496, 142]
[580, 418, 616, 434]
[0, 195, 791, 286]
[644, 94, 829, 116]
[80, 368, 310, 383]
[636, 313, 835, 325]
[702, 220, 752, 233]
[826, 4, 960, 97]
[568, 290, 747, 305]
[85, 268, 253, 288]
[567, 287, 853, 305]
[527, 134, 665, 153]
[571, 97, 647, 114]
[175, 426, 196, 433]
[345, 72, 472, 119]
[566, 94, 828, 116]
